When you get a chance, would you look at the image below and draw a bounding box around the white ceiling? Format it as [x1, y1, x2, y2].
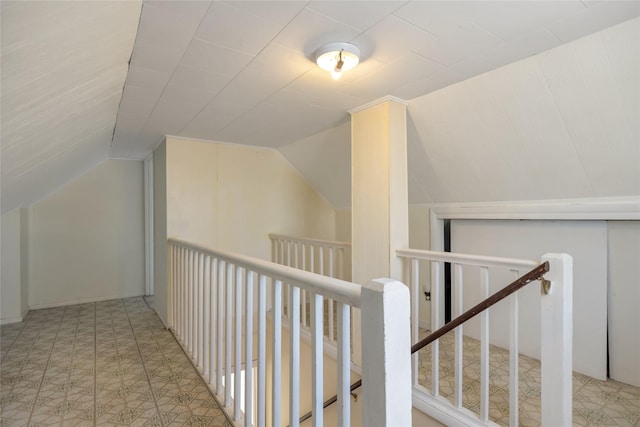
[2, 1, 639, 213]
[111, 0, 640, 159]
[1, 1, 141, 213]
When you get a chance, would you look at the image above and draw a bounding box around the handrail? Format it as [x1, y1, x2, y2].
[169, 238, 361, 307]
[294, 261, 550, 425]
[396, 247, 538, 270]
[269, 233, 352, 249]
[410, 261, 548, 354]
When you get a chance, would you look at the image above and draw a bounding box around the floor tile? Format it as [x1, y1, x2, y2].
[0, 298, 233, 427]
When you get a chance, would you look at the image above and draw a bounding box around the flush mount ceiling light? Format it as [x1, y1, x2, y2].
[315, 42, 360, 80]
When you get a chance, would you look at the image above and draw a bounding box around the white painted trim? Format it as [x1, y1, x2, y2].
[144, 155, 155, 296]
[412, 387, 500, 427]
[28, 293, 145, 310]
[154, 306, 169, 329]
[164, 134, 279, 152]
[428, 196, 640, 220]
[269, 233, 351, 249]
[1, 316, 25, 325]
[348, 95, 408, 114]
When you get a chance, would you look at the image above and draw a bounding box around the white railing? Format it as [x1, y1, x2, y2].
[168, 238, 411, 427]
[269, 234, 351, 347]
[397, 249, 572, 427]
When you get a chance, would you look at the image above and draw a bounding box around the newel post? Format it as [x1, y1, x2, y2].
[361, 278, 412, 427]
[540, 253, 573, 426]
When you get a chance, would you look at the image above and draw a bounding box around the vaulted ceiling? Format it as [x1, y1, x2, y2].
[2, 1, 639, 213]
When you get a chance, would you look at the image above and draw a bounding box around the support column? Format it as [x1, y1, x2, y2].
[350, 96, 409, 365]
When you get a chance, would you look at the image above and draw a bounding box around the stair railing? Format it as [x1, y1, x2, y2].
[297, 251, 572, 427]
[269, 234, 351, 347]
[168, 237, 411, 427]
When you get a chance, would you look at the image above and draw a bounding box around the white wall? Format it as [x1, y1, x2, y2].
[409, 206, 431, 329]
[405, 17, 639, 204]
[1, 209, 24, 323]
[450, 219, 608, 380]
[29, 160, 145, 308]
[608, 221, 640, 387]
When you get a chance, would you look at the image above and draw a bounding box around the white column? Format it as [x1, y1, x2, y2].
[361, 278, 412, 427]
[541, 253, 573, 427]
[350, 96, 409, 365]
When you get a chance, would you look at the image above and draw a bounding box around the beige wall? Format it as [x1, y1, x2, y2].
[1, 209, 24, 323]
[153, 137, 336, 325]
[29, 160, 145, 308]
[165, 137, 335, 259]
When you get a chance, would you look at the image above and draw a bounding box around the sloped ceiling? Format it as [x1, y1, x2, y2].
[0, 1, 141, 214]
[407, 16, 640, 204]
[1, 1, 639, 213]
[111, 0, 640, 160]
[281, 17, 640, 207]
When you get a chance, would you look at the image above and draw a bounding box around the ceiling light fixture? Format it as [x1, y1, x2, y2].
[315, 42, 360, 80]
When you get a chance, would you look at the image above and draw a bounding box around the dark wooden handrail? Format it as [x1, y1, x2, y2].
[294, 261, 550, 425]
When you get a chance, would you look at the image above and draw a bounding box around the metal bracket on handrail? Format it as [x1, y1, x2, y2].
[541, 277, 552, 295]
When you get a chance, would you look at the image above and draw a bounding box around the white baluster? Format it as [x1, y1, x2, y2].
[311, 292, 324, 427]
[289, 285, 300, 427]
[509, 270, 519, 427]
[217, 261, 225, 395]
[225, 263, 233, 407]
[235, 267, 243, 421]
[272, 280, 282, 427]
[411, 259, 420, 387]
[454, 263, 463, 409]
[302, 244, 308, 328]
[431, 261, 440, 396]
[480, 266, 490, 422]
[337, 302, 350, 427]
[188, 250, 194, 355]
[209, 258, 218, 387]
[245, 271, 254, 427]
[329, 247, 335, 342]
[198, 253, 204, 369]
[258, 275, 267, 427]
[204, 255, 210, 379]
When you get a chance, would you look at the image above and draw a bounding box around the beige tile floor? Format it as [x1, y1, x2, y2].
[417, 330, 640, 426]
[0, 298, 232, 427]
[3, 298, 640, 426]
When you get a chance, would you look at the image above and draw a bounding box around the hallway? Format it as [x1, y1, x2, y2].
[0, 298, 232, 426]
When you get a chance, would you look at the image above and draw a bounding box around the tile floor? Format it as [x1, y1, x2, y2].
[0, 298, 233, 426]
[3, 298, 640, 426]
[417, 330, 640, 426]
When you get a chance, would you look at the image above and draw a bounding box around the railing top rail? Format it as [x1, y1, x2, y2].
[268, 233, 352, 249]
[169, 238, 361, 306]
[396, 247, 538, 271]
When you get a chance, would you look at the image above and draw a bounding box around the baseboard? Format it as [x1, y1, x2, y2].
[0, 315, 24, 325]
[28, 293, 146, 310]
[154, 306, 170, 329]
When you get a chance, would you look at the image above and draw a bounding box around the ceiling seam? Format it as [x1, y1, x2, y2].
[128, 0, 217, 156]
[536, 44, 595, 195]
[175, 1, 313, 140]
[109, 0, 144, 159]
